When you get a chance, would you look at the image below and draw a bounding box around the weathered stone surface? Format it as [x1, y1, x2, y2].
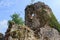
[39, 25, 60, 40]
[5, 24, 60, 40]
[25, 2, 52, 31]
[5, 2, 60, 40]
[0, 33, 4, 40]
[5, 24, 38, 40]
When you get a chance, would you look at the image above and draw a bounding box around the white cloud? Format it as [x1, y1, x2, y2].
[0, 20, 8, 34]
[0, 20, 7, 26]
[0, 0, 14, 7]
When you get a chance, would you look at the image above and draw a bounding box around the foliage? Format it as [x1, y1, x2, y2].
[41, 7, 60, 32]
[49, 13, 60, 32]
[8, 20, 14, 26]
[8, 13, 24, 25]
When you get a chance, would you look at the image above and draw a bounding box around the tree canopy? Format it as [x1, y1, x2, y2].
[8, 13, 24, 25]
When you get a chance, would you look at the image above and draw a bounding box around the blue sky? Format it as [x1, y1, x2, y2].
[0, 0, 60, 34]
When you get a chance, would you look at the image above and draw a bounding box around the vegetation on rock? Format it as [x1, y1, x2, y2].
[49, 13, 60, 32]
[8, 13, 24, 25]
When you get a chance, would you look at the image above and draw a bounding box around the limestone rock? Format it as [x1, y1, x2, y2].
[5, 2, 60, 40]
[0, 33, 4, 40]
[39, 26, 60, 40]
[5, 24, 60, 40]
[5, 24, 37, 40]
[25, 2, 52, 31]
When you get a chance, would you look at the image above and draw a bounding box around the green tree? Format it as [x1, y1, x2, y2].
[9, 13, 24, 25]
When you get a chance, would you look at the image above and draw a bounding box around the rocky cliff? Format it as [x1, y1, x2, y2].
[0, 33, 4, 40]
[5, 2, 60, 40]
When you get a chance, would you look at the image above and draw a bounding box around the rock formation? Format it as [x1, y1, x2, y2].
[25, 2, 52, 31]
[0, 33, 4, 40]
[5, 2, 60, 40]
[5, 22, 37, 40]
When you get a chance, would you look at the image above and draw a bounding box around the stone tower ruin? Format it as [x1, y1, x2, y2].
[25, 2, 52, 31]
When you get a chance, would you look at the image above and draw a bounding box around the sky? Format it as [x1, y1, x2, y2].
[0, 0, 60, 34]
